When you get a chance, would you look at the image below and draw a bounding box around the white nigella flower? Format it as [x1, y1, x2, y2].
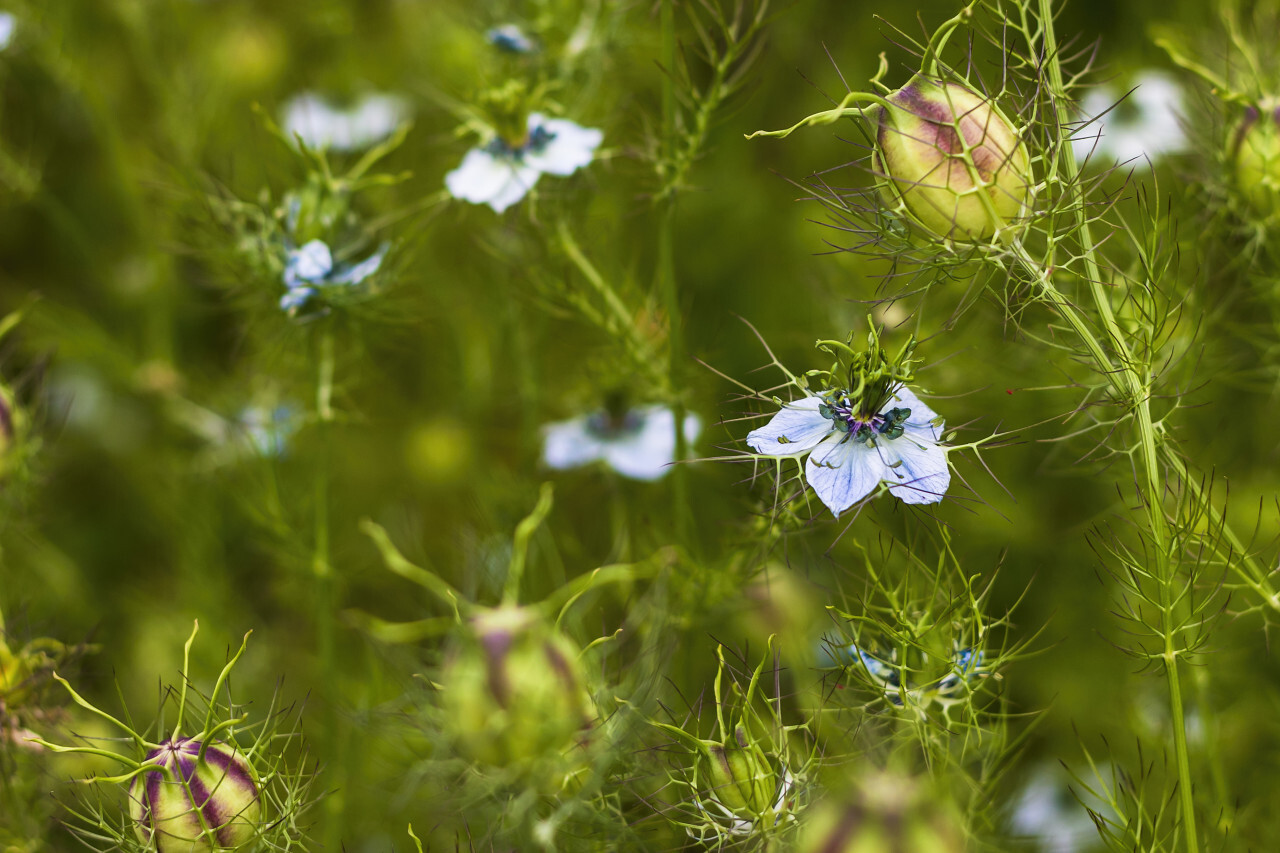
[746, 385, 948, 514]
[281, 92, 408, 152]
[280, 238, 386, 314]
[1073, 70, 1187, 166]
[446, 113, 603, 213]
[542, 404, 700, 482]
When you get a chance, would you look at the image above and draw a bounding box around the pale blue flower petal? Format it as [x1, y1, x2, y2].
[446, 148, 541, 213]
[279, 286, 316, 312]
[0, 13, 15, 51]
[542, 415, 607, 471]
[602, 406, 700, 481]
[882, 425, 950, 504]
[285, 240, 333, 287]
[805, 432, 883, 515]
[330, 244, 387, 285]
[282, 92, 407, 152]
[524, 115, 603, 176]
[746, 396, 831, 457]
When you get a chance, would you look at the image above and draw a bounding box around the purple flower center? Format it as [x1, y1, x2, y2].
[819, 391, 910, 444]
[487, 123, 557, 160]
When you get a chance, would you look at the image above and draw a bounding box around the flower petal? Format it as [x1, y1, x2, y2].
[279, 286, 315, 313]
[804, 432, 882, 515]
[330, 244, 388, 286]
[285, 240, 333, 286]
[542, 415, 606, 472]
[882, 427, 950, 505]
[746, 397, 832, 457]
[446, 149, 539, 213]
[601, 406, 699, 481]
[524, 115, 603, 176]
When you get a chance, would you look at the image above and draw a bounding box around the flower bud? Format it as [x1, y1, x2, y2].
[700, 727, 778, 817]
[440, 605, 594, 771]
[128, 738, 260, 853]
[1233, 101, 1280, 217]
[874, 77, 1030, 240]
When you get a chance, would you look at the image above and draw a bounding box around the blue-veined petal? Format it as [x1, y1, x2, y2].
[881, 426, 949, 505]
[804, 431, 882, 515]
[745, 397, 832, 457]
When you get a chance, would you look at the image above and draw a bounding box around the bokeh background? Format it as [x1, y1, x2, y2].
[2, 0, 1276, 850]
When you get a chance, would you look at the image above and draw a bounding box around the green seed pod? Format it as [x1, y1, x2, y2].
[874, 77, 1030, 241]
[440, 605, 594, 771]
[797, 771, 963, 853]
[1233, 101, 1280, 217]
[128, 738, 260, 853]
[700, 727, 778, 818]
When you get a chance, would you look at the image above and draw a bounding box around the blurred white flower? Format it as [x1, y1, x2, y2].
[446, 113, 602, 213]
[0, 12, 15, 51]
[542, 404, 699, 481]
[1073, 70, 1186, 166]
[281, 92, 408, 152]
[237, 403, 298, 458]
[280, 238, 386, 315]
[746, 386, 948, 515]
[1009, 764, 1103, 853]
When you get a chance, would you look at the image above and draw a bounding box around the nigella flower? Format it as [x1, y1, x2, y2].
[1073, 71, 1187, 166]
[446, 113, 603, 213]
[486, 24, 537, 54]
[281, 92, 408, 152]
[280, 239, 386, 315]
[746, 385, 948, 514]
[542, 404, 700, 482]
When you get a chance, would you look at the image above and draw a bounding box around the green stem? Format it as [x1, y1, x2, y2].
[1033, 2, 1199, 847]
[659, 0, 691, 546]
[314, 326, 340, 849]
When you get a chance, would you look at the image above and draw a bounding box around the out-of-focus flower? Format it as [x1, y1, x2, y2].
[542, 404, 700, 481]
[0, 12, 16, 51]
[1073, 71, 1187, 166]
[129, 738, 261, 853]
[237, 403, 297, 458]
[281, 92, 408, 152]
[1009, 763, 1102, 853]
[747, 385, 948, 514]
[279, 238, 386, 315]
[486, 24, 536, 54]
[875, 77, 1030, 240]
[446, 113, 602, 213]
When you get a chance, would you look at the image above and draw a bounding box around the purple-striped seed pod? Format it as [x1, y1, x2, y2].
[1233, 101, 1280, 216]
[873, 77, 1030, 241]
[441, 605, 595, 771]
[128, 738, 261, 853]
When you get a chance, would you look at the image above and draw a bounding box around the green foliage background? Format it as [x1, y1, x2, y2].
[3, 0, 1278, 850]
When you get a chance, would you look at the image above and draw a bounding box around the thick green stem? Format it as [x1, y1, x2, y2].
[1034, 2, 1199, 847]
